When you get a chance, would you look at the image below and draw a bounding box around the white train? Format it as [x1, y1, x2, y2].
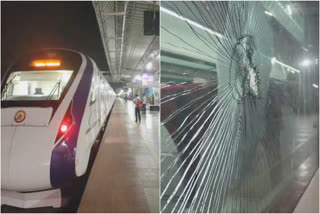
[1, 49, 116, 194]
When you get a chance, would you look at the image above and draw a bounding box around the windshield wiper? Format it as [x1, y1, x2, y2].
[1, 74, 17, 100]
[1, 80, 13, 100]
[1, 83, 9, 100]
[47, 81, 61, 100]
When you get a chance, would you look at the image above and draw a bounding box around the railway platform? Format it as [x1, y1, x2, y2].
[78, 98, 159, 213]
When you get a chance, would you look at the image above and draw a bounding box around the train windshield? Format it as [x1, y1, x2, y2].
[1, 70, 73, 101]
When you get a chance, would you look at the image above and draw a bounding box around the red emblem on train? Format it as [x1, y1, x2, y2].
[14, 110, 26, 123]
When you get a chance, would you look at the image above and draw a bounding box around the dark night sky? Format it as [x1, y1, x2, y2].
[1, 1, 108, 76]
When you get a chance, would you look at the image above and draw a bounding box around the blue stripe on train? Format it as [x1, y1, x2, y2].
[50, 57, 93, 187]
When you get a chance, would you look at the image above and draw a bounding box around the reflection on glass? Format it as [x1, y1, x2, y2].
[160, 1, 319, 213]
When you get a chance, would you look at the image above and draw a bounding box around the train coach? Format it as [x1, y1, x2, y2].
[1, 49, 116, 197]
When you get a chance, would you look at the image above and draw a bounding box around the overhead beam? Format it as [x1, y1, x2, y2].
[118, 2, 128, 80]
[107, 37, 123, 40]
[102, 11, 125, 16]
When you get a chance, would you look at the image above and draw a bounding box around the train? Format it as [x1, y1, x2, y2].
[1, 49, 116, 193]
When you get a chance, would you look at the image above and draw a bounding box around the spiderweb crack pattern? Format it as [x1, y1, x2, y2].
[160, 1, 316, 213]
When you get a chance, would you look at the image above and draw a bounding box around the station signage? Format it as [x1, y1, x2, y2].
[142, 73, 154, 86]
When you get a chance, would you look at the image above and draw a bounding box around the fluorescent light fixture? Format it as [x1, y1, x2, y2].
[287, 68, 295, 74]
[313, 84, 318, 88]
[271, 56, 300, 73]
[300, 59, 311, 67]
[134, 75, 142, 81]
[287, 5, 292, 15]
[264, 11, 273, 16]
[146, 62, 152, 70]
[161, 7, 224, 39]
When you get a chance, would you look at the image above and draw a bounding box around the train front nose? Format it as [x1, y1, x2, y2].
[1, 127, 15, 190]
[1, 126, 54, 192]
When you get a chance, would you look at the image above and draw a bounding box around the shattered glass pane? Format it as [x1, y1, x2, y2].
[160, 1, 319, 213]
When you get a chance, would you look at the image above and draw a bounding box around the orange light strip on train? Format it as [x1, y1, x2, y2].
[32, 59, 61, 67]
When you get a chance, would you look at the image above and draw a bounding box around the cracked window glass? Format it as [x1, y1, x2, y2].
[160, 1, 319, 213]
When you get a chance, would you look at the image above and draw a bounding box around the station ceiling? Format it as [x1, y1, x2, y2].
[93, 1, 160, 83]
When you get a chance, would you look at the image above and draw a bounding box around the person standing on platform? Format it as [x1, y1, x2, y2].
[142, 94, 147, 113]
[133, 94, 142, 123]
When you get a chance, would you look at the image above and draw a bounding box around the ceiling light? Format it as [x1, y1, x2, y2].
[134, 75, 141, 81]
[271, 57, 301, 73]
[146, 62, 152, 70]
[161, 7, 224, 39]
[300, 59, 311, 67]
[287, 5, 292, 16]
[264, 11, 273, 16]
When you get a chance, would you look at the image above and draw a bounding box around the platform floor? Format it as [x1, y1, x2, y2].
[294, 169, 319, 213]
[78, 99, 159, 213]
